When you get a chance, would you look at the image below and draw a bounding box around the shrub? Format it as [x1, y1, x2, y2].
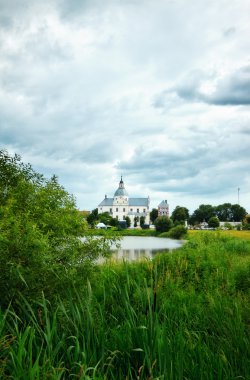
[168, 225, 187, 239]
[154, 216, 173, 233]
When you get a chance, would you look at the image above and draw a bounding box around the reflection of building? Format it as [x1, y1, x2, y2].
[158, 200, 169, 216]
[98, 177, 150, 224]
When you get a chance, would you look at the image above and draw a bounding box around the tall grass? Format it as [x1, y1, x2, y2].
[1, 232, 249, 379]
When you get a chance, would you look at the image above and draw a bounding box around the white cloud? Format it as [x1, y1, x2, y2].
[0, 0, 249, 213]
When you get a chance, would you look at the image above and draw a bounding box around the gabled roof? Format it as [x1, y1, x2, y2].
[158, 200, 168, 207]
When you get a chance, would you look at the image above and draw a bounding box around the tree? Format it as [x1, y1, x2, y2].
[99, 212, 112, 225]
[0, 150, 116, 308]
[150, 208, 158, 224]
[134, 216, 139, 227]
[125, 216, 131, 228]
[189, 204, 215, 224]
[215, 203, 233, 221]
[87, 208, 99, 226]
[154, 216, 173, 233]
[231, 204, 247, 222]
[215, 203, 247, 222]
[140, 216, 145, 227]
[171, 206, 189, 225]
[208, 216, 220, 228]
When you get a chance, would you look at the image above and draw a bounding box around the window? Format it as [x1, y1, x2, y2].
[137, 209, 139, 213]
[143, 208, 146, 212]
[130, 208, 133, 212]
[116, 208, 118, 212]
[110, 208, 112, 214]
[123, 208, 126, 212]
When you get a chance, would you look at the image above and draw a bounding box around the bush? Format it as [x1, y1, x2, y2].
[208, 216, 220, 228]
[168, 225, 187, 239]
[154, 216, 173, 233]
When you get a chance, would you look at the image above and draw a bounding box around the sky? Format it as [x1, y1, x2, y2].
[0, 0, 250, 214]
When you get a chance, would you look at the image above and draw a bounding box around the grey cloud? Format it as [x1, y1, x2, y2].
[154, 66, 250, 109]
[207, 66, 250, 105]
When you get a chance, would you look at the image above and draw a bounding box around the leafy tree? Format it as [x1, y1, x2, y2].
[171, 206, 189, 225]
[154, 216, 173, 233]
[208, 216, 220, 228]
[189, 204, 215, 224]
[0, 150, 116, 308]
[87, 208, 99, 226]
[134, 216, 139, 227]
[125, 216, 131, 228]
[215, 203, 233, 221]
[150, 208, 158, 224]
[231, 204, 247, 222]
[99, 212, 112, 225]
[215, 203, 246, 222]
[109, 217, 119, 227]
[140, 216, 145, 227]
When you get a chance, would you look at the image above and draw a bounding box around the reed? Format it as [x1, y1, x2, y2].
[0, 232, 249, 379]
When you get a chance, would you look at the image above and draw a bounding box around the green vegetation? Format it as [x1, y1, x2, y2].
[0, 150, 118, 308]
[154, 216, 173, 233]
[1, 232, 249, 379]
[1, 151, 249, 379]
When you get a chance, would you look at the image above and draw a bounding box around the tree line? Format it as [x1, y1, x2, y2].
[150, 203, 248, 230]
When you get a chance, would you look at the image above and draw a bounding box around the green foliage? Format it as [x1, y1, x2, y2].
[0, 233, 250, 379]
[139, 215, 145, 227]
[133, 216, 139, 227]
[167, 225, 187, 239]
[150, 208, 158, 224]
[190, 203, 247, 226]
[171, 206, 189, 225]
[215, 203, 247, 222]
[87, 208, 99, 226]
[208, 216, 220, 228]
[0, 150, 117, 307]
[189, 204, 216, 224]
[154, 215, 173, 232]
[125, 216, 131, 228]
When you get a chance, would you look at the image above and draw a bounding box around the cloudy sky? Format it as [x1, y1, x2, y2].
[1, 0, 250, 214]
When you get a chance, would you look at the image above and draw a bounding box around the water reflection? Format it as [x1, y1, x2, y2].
[108, 236, 183, 262]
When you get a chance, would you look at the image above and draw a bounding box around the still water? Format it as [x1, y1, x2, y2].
[110, 236, 183, 262]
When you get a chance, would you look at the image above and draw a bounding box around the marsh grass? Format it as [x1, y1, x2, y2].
[0, 233, 249, 379]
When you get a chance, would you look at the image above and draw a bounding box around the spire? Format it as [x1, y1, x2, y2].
[119, 176, 124, 188]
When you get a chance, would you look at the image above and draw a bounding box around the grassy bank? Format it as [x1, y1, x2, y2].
[1, 232, 249, 379]
[188, 229, 250, 240]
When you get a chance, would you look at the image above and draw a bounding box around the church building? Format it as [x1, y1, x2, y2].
[98, 177, 150, 224]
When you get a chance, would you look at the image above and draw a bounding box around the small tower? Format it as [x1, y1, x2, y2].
[158, 200, 169, 216]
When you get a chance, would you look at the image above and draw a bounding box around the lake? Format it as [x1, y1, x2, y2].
[109, 236, 183, 261]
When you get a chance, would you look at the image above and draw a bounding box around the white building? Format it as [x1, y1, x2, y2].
[98, 177, 150, 224]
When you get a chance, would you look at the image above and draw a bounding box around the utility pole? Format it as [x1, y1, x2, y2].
[238, 187, 240, 205]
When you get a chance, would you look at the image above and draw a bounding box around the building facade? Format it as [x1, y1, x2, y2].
[158, 200, 169, 216]
[98, 177, 150, 224]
